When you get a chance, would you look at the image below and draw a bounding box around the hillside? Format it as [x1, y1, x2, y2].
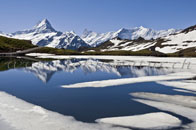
[0, 36, 36, 53]
[0, 36, 80, 55]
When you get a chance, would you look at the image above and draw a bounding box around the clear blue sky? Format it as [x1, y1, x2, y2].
[0, 0, 196, 34]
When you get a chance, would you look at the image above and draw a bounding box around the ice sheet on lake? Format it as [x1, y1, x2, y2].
[173, 89, 195, 94]
[97, 112, 181, 129]
[0, 91, 130, 130]
[157, 80, 196, 93]
[26, 54, 196, 75]
[62, 72, 195, 88]
[131, 92, 196, 129]
[131, 92, 196, 108]
[26, 54, 196, 68]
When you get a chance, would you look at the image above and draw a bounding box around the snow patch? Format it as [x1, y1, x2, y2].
[97, 112, 181, 129]
[131, 92, 196, 129]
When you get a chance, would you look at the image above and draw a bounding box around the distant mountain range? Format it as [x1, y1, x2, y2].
[91, 25, 196, 54]
[0, 19, 89, 50]
[0, 19, 196, 54]
[81, 27, 178, 47]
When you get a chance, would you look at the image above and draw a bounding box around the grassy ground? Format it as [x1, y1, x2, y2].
[32, 47, 80, 55]
[82, 49, 167, 57]
[0, 36, 36, 53]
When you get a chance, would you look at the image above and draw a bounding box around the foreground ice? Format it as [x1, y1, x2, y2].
[97, 112, 181, 129]
[62, 72, 195, 88]
[131, 92, 196, 129]
[0, 91, 130, 130]
[0, 117, 18, 130]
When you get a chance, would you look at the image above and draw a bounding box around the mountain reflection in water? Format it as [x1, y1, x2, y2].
[23, 58, 174, 83]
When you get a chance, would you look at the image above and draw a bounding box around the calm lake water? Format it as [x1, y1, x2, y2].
[0, 57, 195, 129]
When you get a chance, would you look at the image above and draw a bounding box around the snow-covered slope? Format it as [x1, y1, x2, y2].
[155, 25, 196, 53]
[1, 19, 89, 50]
[92, 37, 156, 52]
[81, 27, 177, 47]
[87, 25, 196, 54]
[0, 31, 8, 37]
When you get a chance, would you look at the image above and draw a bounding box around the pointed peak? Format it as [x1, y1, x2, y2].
[81, 29, 94, 38]
[118, 28, 127, 31]
[83, 28, 93, 34]
[134, 26, 148, 30]
[34, 19, 56, 32]
[35, 19, 50, 27]
[139, 26, 145, 29]
[117, 28, 129, 33]
[70, 30, 76, 34]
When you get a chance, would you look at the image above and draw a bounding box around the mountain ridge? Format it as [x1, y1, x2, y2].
[81, 27, 178, 47]
[86, 25, 196, 54]
[0, 19, 196, 55]
[1, 19, 89, 50]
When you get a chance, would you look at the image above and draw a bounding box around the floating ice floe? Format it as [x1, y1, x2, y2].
[131, 92, 196, 108]
[26, 53, 55, 57]
[173, 89, 195, 94]
[157, 80, 196, 93]
[96, 112, 181, 129]
[62, 72, 195, 88]
[131, 92, 196, 129]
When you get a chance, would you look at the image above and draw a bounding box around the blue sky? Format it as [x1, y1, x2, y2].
[0, 0, 196, 34]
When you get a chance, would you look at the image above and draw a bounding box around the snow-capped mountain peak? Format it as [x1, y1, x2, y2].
[82, 29, 94, 38]
[69, 30, 76, 35]
[33, 19, 56, 33]
[3, 19, 89, 50]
